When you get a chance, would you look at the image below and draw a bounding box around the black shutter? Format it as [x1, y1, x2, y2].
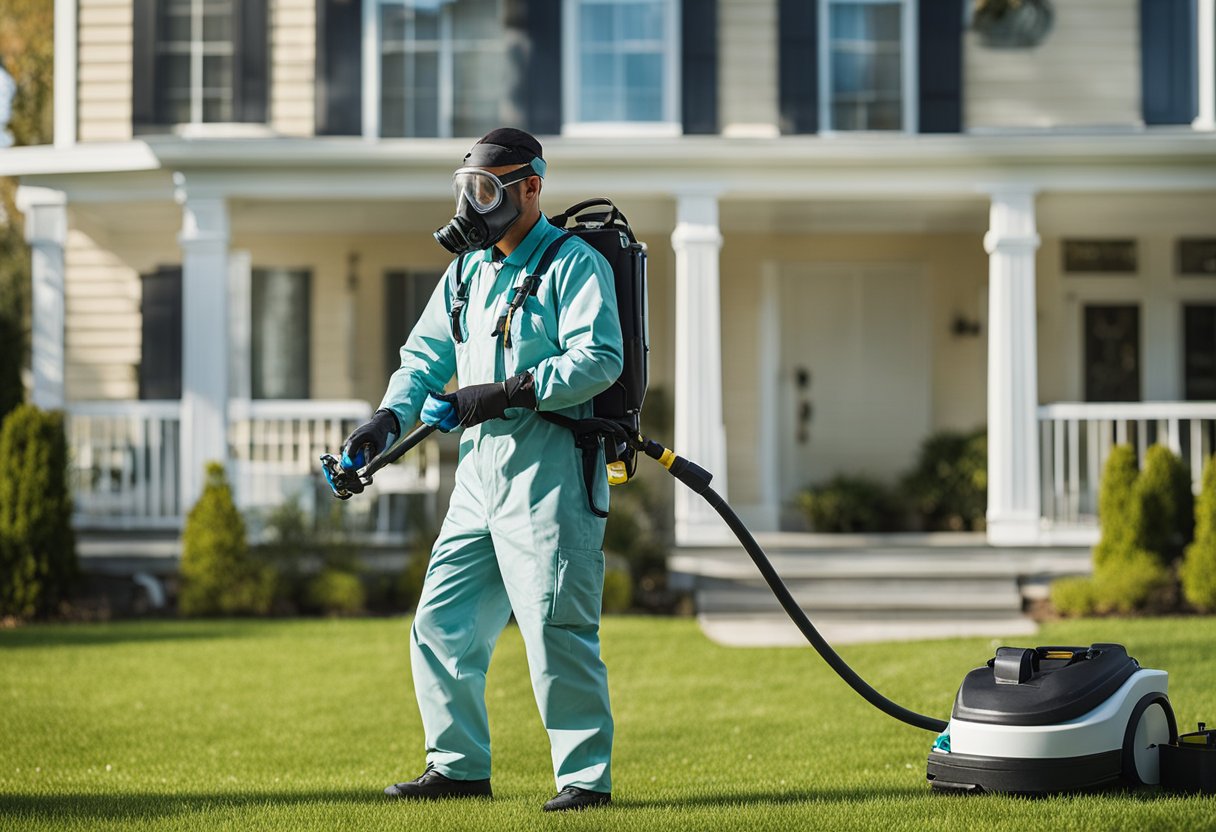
[917, 0, 962, 132]
[778, 0, 818, 134]
[316, 0, 364, 135]
[234, 0, 269, 123]
[505, 0, 562, 135]
[139, 266, 183, 401]
[681, 0, 718, 134]
[1141, 0, 1197, 125]
[132, 0, 157, 129]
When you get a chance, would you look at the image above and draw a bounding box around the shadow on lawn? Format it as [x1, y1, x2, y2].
[615, 785, 927, 809]
[0, 624, 251, 650]
[0, 790, 372, 821]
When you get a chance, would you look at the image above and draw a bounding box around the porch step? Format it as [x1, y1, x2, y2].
[673, 539, 1092, 645]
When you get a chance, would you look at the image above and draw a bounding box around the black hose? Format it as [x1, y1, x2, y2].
[700, 485, 949, 734]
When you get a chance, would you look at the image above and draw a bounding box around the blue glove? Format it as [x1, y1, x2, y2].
[340, 409, 399, 470]
[421, 393, 462, 433]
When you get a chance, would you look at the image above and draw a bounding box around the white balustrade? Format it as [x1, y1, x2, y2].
[67, 399, 441, 533]
[1037, 402, 1216, 529]
[67, 401, 183, 529]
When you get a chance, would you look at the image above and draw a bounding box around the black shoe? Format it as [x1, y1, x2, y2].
[383, 766, 492, 800]
[543, 787, 611, 812]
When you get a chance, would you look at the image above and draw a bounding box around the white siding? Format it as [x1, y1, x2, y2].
[270, 0, 316, 137]
[77, 0, 133, 142]
[718, 0, 780, 136]
[64, 228, 141, 400]
[965, 0, 1141, 129]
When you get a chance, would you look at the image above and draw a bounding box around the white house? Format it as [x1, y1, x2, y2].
[3, 0, 1216, 556]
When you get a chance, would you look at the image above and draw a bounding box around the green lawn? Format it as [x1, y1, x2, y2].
[2, 615, 1215, 831]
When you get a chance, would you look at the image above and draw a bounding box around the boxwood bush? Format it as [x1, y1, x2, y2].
[799, 475, 904, 533]
[0, 405, 77, 619]
[1182, 458, 1216, 612]
[179, 462, 275, 616]
[901, 428, 987, 531]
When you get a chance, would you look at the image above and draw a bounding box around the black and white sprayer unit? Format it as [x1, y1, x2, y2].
[321, 200, 1215, 796]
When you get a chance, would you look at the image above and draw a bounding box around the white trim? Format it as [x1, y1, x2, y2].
[17, 186, 68, 410]
[228, 250, 253, 403]
[1196, 0, 1216, 131]
[1038, 401, 1216, 420]
[53, 0, 77, 147]
[561, 0, 681, 135]
[362, 0, 381, 140]
[818, 0, 918, 135]
[757, 261, 781, 531]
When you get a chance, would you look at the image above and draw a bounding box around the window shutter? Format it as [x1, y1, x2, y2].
[139, 266, 183, 401]
[234, 0, 269, 123]
[778, 0, 818, 134]
[917, 0, 962, 133]
[682, 0, 718, 134]
[1141, 0, 1198, 125]
[504, 0, 562, 135]
[316, 0, 363, 135]
[131, 0, 157, 129]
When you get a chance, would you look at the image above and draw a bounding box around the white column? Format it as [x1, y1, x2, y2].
[53, 0, 77, 147]
[1197, 0, 1216, 131]
[984, 187, 1041, 546]
[16, 187, 68, 410]
[671, 191, 730, 544]
[176, 180, 230, 510]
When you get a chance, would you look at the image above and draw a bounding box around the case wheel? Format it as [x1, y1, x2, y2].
[1122, 693, 1178, 786]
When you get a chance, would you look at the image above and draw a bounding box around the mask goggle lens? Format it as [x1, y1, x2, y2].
[451, 165, 534, 214]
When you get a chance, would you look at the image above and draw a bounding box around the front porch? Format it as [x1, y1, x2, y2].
[11, 135, 1216, 553]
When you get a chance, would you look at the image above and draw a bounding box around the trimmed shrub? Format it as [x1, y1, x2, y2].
[305, 568, 365, 616]
[602, 568, 633, 614]
[1093, 549, 1173, 615]
[1182, 457, 1216, 612]
[799, 475, 903, 533]
[1051, 576, 1098, 618]
[1093, 445, 1140, 570]
[179, 462, 274, 616]
[901, 429, 988, 531]
[1134, 444, 1193, 564]
[0, 405, 76, 618]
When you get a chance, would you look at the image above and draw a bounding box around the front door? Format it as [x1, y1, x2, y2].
[1083, 304, 1140, 402]
[776, 264, 931, 507]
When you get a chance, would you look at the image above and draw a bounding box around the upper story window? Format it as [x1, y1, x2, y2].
[132, 0, 268, 131]
[155, 0, 236, 123]
[562, 0, 680, 135]
[373, 0, 506, 138]
[819, 0, 916, 132]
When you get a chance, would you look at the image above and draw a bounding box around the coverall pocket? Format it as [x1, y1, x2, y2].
[548, 547, 605, 628]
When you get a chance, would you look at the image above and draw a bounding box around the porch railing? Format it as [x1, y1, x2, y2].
[1038, 402, 1216, 528]
[67, 400, 183, 529]
[66, 399, 441, 533]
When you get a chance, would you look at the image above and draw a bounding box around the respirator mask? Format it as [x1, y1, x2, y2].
[433, 156, 547, 256]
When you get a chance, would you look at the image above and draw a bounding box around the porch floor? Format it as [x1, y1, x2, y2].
[672, 535, 1092, 645]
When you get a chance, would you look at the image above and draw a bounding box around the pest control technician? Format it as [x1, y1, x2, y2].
[339, 128, 622, 813]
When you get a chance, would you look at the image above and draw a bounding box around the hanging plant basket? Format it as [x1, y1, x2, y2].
[972, 0, 1055, 49]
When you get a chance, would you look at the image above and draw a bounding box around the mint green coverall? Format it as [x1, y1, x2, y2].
[379, 214, 623, 792]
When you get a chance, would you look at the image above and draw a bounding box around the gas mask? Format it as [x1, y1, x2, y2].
[433, 164, 537, 256]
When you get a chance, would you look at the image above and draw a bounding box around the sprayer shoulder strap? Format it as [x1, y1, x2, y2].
[448, 253, 471, 344]
[493, 232, 574, 348]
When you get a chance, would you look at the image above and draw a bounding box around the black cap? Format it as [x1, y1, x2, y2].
[462, 127, 544, 168]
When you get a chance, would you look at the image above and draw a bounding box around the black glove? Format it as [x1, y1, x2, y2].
[427, 371, 537, 431]
[341, 408, 400, 470]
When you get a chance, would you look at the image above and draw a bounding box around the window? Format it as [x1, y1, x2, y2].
[133, 0, 267, 129]
[155, 0, 236, 124]
[375, 0, 506, 138]
[139, 266, 183, 401]
[820, 0, 916, 132]
[1179, 239, 1216, 276]
[1063, 240, 1138, 274]
[251, 268, 311, 400]
[562, 0, 680, 133]
[1084, 305, 1140, 403]
[1185, 305, 1216, 400]
[384, 270, 442, 378]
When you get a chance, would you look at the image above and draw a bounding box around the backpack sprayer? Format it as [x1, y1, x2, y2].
[321, 200, 1215, 796]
